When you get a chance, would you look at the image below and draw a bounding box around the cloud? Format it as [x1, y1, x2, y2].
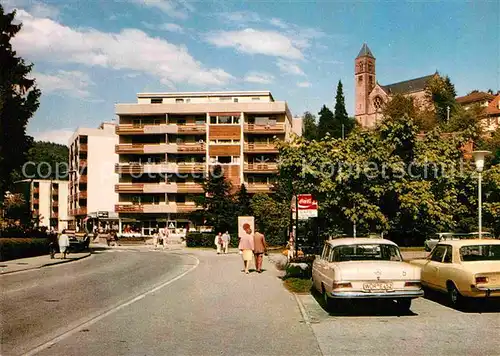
[13, 10, 233, 87]
[297, 81, 311, 88]
[4, 0, 60, 19]
[244, 72, 274, 84]
[35, 70, 94, 98]
[218, 11, 261, 24]
[276, 59, 305, 76]
[205, 28, 303, 60]
[143, 22, 185, 33]
[132, 0, 194, 19]
[31, 129, 74, 145]
[269, 18, 288, 29]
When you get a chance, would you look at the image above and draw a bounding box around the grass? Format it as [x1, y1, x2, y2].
[283, 277, 313, 294]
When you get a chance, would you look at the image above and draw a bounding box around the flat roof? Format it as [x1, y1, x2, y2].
[137, 91, 274, 100]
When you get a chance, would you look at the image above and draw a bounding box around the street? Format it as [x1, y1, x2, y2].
[2, 248, 500, 356]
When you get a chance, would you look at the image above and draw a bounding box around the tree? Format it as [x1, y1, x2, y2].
[302, 111, 317, 141]
[191, 165, 236, 232]
[0, 5, 41, 203]
[333, 80, 355, 138]
[382, 94, 437, 131]
[250, 193, 289, 246]
[235, 183, 252, 216]
[317, 105, 335, 139]
[425, 74, 457, 124]
[22, 141, 69, 180]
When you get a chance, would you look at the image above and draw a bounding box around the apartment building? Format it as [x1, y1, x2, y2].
[14, 179, 69, 231]
[114, 91, 296, 234]
[68, 122, 119, 228]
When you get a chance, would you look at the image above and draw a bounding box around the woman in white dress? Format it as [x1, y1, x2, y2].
[58, 230, 70, 259]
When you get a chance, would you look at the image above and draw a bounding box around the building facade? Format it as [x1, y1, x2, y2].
[456, 91, 500, 133]
[68, 122, 119, 228]
[355, 43, 437, 128]
[15, 179, 69, 231]
[114, 91, 294, 234]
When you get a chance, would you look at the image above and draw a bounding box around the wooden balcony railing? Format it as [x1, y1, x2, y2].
[177, 125, 206, 134]
[72, 207, 87, 216]
[115, 204, 144, 213]
[115, 144, 145, 154]
[80, 144, 88, 151]
[51, 212, 59, 219]
[79, 175, 87, 183]
[177, 143, 206, 153]
[176, 183, 204, 193]
[33, 187, 39, 194]
[32, 198, 40, 205]
[244, 123, 285, 133]
[115, 183, 145, 193]
[244, 163, 279, 172]
[244, 143, 278, 153]
[177, 162, 205, 173]
[79, 191, 87, 199]
[116, 124, 145, 134]
[176, 203, 201, 212]
[246, 183, 273, 193]
[52, 201, 59, 207]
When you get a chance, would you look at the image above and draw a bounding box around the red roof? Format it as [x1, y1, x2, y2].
[486, 95, 500, 116]
[456, 91, 495, 104]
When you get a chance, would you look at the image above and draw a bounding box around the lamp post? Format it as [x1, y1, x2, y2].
[471, 150, 491, 239]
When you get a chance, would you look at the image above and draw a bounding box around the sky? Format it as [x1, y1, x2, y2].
[4, 0, 500, 145]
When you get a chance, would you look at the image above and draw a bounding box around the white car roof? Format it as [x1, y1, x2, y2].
[437, 239, 500, 247]
[325, 238, 398, 247]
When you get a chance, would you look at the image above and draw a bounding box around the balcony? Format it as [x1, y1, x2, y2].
[71, 207, 87, 216]
[115, 144, 145, 154]
[244, 163, 279, 173]
[32, 198, 40, 205]
[115, 203, 201, 213]
[176, 183, 204, 193]
[79, 175, 88, 183]
[115, 183, 144, 193]
[52, 189, 58, 196]
[80, 144, 88, 152]
[177, 143, 206, 153]
[52, 201, 59, 207]
[115, 182, 204, 194]
[33, 187, 39, 194]
[244, 143, 278, 153]
[177, 124, 206, 134]
[244, 123, 285, 134]
[177, 162, 205, 173]
[246, 183, 273, 193]
[116, 124, 145, 134]
[79, 191, 87, 199]
[51, 212, 59, 219]
[79, 159, 87, 168]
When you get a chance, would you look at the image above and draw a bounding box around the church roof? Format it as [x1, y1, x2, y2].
[356, 43, 374, 59]
[381, 74, 436, 95]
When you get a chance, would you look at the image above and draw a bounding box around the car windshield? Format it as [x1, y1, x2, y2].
[460, 245, 500, 262]
[334, 244, 402, 262]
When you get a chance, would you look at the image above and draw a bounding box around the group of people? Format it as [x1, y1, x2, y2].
[214, 231, 231, 254]
[152, 227, 171, 249]
[238, 226, 267, 274]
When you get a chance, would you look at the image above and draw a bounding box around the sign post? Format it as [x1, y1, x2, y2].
[291, 194, 318, 255]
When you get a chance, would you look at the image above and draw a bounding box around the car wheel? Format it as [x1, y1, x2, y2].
[447, 283, 464, 309]
[396, 298, 412, 312]
[322, 286, 335, 312]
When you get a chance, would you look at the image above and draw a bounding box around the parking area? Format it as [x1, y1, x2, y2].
[297, 291, 500, 355]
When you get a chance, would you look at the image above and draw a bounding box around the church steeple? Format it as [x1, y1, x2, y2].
[356, 43, 375, 59]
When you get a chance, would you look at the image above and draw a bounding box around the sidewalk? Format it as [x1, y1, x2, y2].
[0, 251, 91, 275]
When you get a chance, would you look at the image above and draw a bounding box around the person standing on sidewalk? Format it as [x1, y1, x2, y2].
[238, 224, 254, 274]
[214, 232, 223, 254]
[152, 229, 159, 249]
[58, 230, 70, 259]
[222, 231, 230, 254]
[163, 227, 170, 250]
[253, 231, 267, 273]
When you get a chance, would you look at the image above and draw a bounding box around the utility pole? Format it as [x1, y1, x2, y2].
[342, 124, 345, 140]
[446, 106, 450, 123]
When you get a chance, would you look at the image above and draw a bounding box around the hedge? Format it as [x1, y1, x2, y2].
[0, 238, 50, 261]
[186, 232, 239, 248]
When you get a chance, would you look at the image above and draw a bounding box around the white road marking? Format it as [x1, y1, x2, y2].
[22, 254, 200, 356]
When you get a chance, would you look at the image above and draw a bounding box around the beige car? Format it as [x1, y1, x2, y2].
[410, 239, 500, 308]
[312, 238, 423, 312]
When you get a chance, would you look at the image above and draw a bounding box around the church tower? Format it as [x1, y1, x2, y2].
[354, 43, 376, 125]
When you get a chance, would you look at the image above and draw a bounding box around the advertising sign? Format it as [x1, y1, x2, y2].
[238, 216, 255, 238]
[291, 194, 318, 220]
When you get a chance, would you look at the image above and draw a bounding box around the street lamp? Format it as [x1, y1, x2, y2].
[471, 150, 491, 239]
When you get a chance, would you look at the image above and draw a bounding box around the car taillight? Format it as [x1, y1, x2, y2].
[332, 282, 352, 289]
[475, 276, 489, 284]
[404, 281, 421, 288]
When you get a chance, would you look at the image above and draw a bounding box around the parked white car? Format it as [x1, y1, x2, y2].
[312, 238, 424, 312]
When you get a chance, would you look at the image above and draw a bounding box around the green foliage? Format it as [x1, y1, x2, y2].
[0, 5, 41, 203]
[250, 193, 289, 246]
[235, 184, 252, 216]
[302, 111, 317, 141]
[425, 74, 457, 124]
[317, 105, 335, 139]
[333, 81, 355, 138]
[21, 141, 69, 180]
[382, 94, 437, 131]
[191, 165, 236, 233]
[0, 237, 49, 261]
[185, 232, 238, 248]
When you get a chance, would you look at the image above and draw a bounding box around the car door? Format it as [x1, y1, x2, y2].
[313, 244, 330, 290]
[421, 245, 447, 289]
[435, 245, 453, 290]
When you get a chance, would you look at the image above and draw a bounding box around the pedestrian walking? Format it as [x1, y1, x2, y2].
[253, 231, 267, 273]
[214, 232, 223, 254]
[152, 229, 159, 249]
[222, 231, 230, 254]
[163, 227, 170, 250]
[287, 237, 295, 261]
[238, 223, 254, 274]
[58, 230, 70, 259]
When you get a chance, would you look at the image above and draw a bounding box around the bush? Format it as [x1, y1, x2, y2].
[283, 278, 313, 293]
[186, 232, 239, 248]
[0, 226, 50, 238]
[0, 238, 50, 261]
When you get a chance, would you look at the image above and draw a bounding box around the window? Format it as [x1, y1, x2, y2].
[374, 96, 384, 110]
[332, 244, 402, 262]
[151, 98, 163, 104]
[218, 116, 232, 124]
[218, 156, 232, 164]
[178, 119, 186, 125]
[186, 98, 191, 103]
[195, 118, 205, 125]
[460, 245, 500, 262]
[358, 76, 363, 85]
[321, 245, 331, 260]
[210, 116, 217, 124]
[219, 97, 231, 101]
[233, 98, 239, 102]
[430, 245, 447, 262]
[443, 245, 453, 263]
[175, 98, 184, 103]
[252, 97, 261, 101]
[255, 117, 270, 126]
[210, 115, 239, 124]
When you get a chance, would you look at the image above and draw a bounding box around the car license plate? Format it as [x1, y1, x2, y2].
[363, 282, 393, 291]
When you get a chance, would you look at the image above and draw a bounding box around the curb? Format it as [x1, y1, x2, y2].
[293, 293, 311, 325]
[0, 252, 92, 276]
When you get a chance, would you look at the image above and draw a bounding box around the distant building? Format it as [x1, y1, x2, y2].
[355, 43, 438, 128]
[292, 116, 303, 136]
[456, 91, 500, 133]
[68, 122, 119, 228]
[14, 179, 69, 231]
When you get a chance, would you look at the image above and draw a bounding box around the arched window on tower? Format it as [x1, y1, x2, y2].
[374, 96, 384, 111]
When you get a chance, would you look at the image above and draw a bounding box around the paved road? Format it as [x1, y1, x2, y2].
[0, 248, 195, 356]
[298, 289, 500, 356]
[1, 248, 319, 356]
